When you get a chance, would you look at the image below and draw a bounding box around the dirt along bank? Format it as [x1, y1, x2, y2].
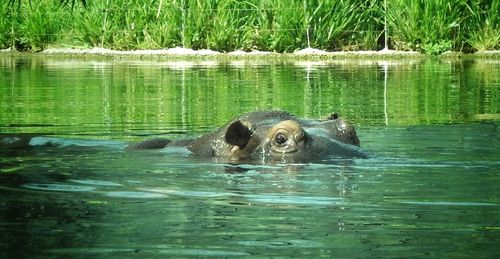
[1, 46, 499, 62]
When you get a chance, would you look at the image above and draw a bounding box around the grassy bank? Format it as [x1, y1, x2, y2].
[1, 0, 499, 54]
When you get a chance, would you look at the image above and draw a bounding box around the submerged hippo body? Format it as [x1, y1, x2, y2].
[129, 110, 365, 161]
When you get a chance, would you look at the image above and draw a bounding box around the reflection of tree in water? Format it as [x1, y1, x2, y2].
[216, 161, 360, 241]
[0, 143, 103, 257]
[0, 132, 367, 257]
[1, 189, 105, 258]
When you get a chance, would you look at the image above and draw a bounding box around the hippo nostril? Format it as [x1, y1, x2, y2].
[327, 112, 339, 120]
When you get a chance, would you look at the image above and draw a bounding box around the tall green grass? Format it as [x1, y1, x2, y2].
[0, 0, 70, 50]
[467, 0, 500, 51]
[1, 0, 498, 53]
[386, 0, 462, 54]
[386, 0, 499, 54]
[0, 3, 14, 49]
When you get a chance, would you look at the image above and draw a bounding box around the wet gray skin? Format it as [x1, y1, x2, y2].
[128, 110, 365, 162]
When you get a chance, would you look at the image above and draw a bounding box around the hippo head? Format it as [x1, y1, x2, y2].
[224, 119, 307, 157]
[219, 112, 362, 162]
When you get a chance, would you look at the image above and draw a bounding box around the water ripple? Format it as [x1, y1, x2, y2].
[140, 188, 345, 206]
[69, 179, 122, 186]
[104, 191, 167, 199]
[398, 201, 497, 206]
[22, 183, 96, 192]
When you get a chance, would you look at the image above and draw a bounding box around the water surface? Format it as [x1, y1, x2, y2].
[0, 56, 499, 257]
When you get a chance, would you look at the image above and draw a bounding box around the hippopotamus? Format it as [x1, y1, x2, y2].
[128, 110, 365, 161]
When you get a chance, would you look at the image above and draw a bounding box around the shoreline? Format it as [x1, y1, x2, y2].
[1, 47, 500, 60]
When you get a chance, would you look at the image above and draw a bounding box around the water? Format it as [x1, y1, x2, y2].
[1, 56, 499, 257]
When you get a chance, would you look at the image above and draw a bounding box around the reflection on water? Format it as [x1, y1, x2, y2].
[1, 57, 498, 136]
[0, 57, 499, 257]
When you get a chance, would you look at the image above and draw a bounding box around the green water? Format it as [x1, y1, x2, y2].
[0, 56, 499, 257]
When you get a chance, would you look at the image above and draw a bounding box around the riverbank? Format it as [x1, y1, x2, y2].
[3, 0, 499, 55]
[2, 47, 500, 61]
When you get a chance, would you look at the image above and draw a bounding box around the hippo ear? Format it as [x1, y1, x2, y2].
[225, 120, 253, 149]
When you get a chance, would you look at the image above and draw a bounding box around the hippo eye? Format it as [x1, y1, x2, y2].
[274, 133, 288, 146]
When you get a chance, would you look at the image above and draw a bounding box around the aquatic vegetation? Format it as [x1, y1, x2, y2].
[0, 0, 498, 53]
